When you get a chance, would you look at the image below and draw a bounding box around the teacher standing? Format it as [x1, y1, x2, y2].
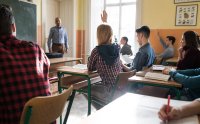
[48, 17, 68, 54]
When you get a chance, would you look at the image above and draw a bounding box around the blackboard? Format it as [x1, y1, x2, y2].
[0, 0, 36, 42]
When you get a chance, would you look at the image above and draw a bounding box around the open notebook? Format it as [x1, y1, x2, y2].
[145, 72, 170, 81]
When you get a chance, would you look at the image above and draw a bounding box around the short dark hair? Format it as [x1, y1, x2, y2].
[183, 30, 198, 48]
[136, 25, 150, 38]
[122, 36, 128, 44]
[166, 36, 176, 45]
[0, 4, 15, 35]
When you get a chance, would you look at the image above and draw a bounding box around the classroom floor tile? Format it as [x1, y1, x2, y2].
[57, 93, 97, 124]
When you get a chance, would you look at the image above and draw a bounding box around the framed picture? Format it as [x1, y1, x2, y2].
[175, 0, 200, 4]
[175, 4, 198, 26]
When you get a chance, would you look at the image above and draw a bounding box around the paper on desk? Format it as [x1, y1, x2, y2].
[120, 54, 132, 64]
[72, 64, 87, 70]
[133, 106, 198, 124]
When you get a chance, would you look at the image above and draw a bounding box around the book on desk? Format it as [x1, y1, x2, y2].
[136, 71, 170, 81]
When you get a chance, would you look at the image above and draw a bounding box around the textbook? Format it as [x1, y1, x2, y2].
[144, 72, 170, 81]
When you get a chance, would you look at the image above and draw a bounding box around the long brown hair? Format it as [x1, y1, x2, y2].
[97, 24, 113, 45]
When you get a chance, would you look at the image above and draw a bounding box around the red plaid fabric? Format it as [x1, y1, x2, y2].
[0, 35, 51, 124]
[88, 47, 122, 90]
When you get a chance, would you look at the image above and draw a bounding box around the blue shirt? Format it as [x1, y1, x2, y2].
[170, 68, 200, 100]
[131, 42, 155, 71]
[48, 26, 68, 49]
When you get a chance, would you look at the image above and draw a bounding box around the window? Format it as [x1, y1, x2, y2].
[105, 0, 138, 54]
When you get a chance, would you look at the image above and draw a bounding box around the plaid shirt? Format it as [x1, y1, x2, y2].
[0, 35, 51, 124]
[88, 47, 122, 89]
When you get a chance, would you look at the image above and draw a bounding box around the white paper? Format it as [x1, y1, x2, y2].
[72, 64, 87, 70]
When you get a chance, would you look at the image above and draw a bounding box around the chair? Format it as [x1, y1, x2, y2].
[111, 70, 136, 100]
[20, 85, 73, 124]
[91, 70, 136, 108]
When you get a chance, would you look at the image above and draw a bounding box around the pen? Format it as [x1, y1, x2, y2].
[166, 95, 171, 124]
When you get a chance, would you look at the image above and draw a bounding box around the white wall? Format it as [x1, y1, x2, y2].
[60, 0, 75, 57]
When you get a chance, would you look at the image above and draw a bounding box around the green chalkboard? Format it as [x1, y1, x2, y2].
[0, 0, 36, 42]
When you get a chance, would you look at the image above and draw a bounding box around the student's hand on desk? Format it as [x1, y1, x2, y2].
[162, 68, 170, 75]
[158, 105, 182, 121]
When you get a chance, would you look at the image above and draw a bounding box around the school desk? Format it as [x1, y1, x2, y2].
[57, 66, 100, 121]
[49, 57, 82, 77]
[75, 93, 200, 124]
[128, 71, 182, 99]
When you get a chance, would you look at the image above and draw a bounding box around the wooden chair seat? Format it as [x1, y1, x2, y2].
[20, 86, 73, 124]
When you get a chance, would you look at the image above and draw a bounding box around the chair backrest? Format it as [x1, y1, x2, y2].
[20, 85, 73, 124]
[111, 70, 136, 100]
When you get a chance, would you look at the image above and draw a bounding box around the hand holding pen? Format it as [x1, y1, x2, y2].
[158, 95, 182, 122]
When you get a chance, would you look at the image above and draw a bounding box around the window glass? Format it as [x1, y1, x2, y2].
[121, 4, 137, 53]
[121, 0, 136, 3]
[106, 0, 120, 4]
[106, 6, 120, 43]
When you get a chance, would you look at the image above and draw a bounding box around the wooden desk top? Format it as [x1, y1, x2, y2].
[128, 75, 182, 88]
[49, 57, 82, 64]
[166, 57, 178, 63]
[57, 66, 95, 76]
[76, 93, 200, 124]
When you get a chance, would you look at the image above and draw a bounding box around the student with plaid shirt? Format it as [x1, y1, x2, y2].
[0, 4, 51, 124]
[87, 11, 122, 108]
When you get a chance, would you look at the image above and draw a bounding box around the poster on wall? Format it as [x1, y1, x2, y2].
[175, 4, 198, 26]
[175, 0, 200, 4]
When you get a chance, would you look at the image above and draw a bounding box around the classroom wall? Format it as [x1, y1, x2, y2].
[75, 0, 89, 63]
[141, 0, 200, 56]
[35, 0, 42, 46]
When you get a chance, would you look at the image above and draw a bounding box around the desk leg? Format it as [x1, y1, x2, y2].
[175, 88, 181, 100]
[87, 77, 91, 115]
[57, 72, 63, 94]
[63, 90, 76, 124]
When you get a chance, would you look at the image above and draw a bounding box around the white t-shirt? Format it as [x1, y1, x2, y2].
[196, 98, 200, 101]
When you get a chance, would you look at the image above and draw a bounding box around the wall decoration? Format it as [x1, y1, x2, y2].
[175, 4, 198, 26]
[175, 0, 200, 4]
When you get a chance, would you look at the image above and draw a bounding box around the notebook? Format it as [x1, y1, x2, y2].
[144, 72, 170, 81]
[152, 65, 165, 71]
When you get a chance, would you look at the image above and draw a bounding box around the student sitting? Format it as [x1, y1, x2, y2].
[177, 31, 200, 70]
[87, 11, 122, 107]
[122, 25, 155, 72]
[158, 98, 200, 122]
[120, 36, 133, 56]
[163, 68, 200, 100]
[156, 31, 176, 64]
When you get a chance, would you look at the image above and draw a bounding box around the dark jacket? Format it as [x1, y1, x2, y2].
[177, 46, 200, 70]
[97, 44, 120, 66]
[120, 44, 133, 56]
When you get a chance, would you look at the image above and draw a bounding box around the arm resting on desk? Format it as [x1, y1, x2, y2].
[170, 70, 200, 89]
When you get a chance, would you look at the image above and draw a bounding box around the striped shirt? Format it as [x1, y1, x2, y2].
[48, 26, 68, 50]
[0, 35, 51, 124]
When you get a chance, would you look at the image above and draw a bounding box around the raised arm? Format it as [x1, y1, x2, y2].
[157, 31, 167, 49]
[101, 10, 107, 23]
